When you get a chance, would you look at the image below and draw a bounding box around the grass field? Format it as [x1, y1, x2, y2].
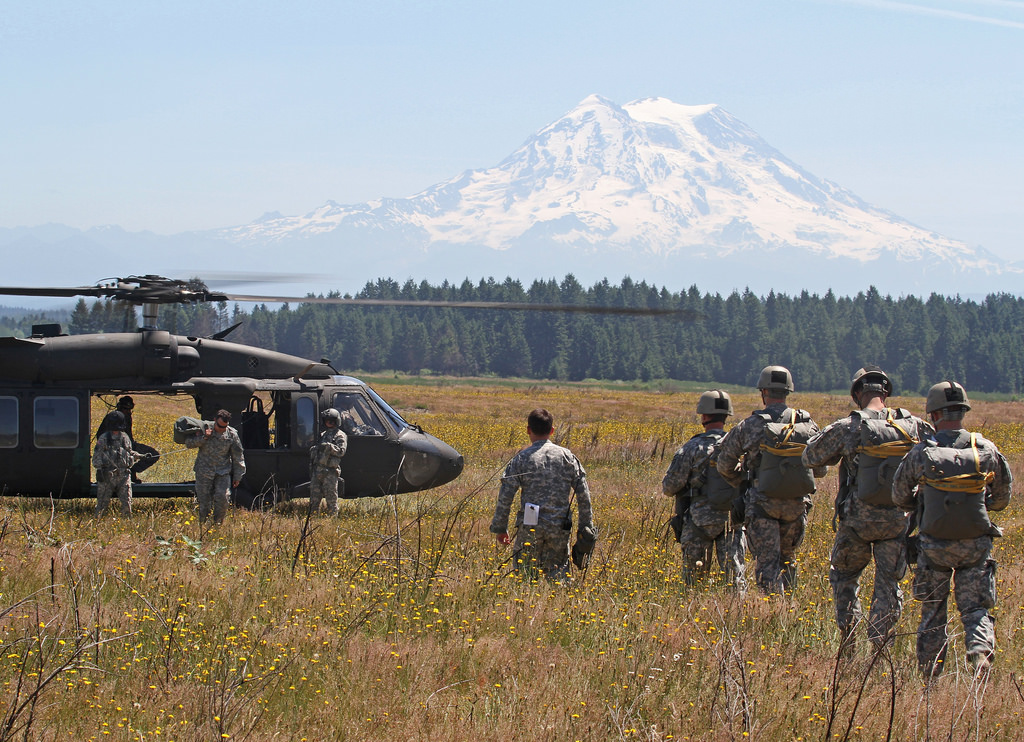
[1, 381, 1021, 740]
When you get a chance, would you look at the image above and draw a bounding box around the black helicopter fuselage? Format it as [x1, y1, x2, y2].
[0, 328, 464, 503]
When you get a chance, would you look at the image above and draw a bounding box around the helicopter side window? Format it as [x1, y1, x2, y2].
[34, 397, 79, 449]
[0, 397, 17, 448]
[332, 392, 386, 436]
[295, 397, 316, 449]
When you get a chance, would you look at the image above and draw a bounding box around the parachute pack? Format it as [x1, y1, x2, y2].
[703, 433, 740, 512]
[756, 408, 817, 499]
[854, 408, 919, 506]
[173, 416, 206, 444]
[918, 431, 995, 540]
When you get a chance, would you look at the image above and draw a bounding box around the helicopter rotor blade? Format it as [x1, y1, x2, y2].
[0, 285, 111, 299]
[0, 275, 703, 319]
[222, 294, 699, 318]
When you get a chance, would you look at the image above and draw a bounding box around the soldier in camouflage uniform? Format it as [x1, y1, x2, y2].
[803, 366, 932, 652]
[92, 411, 141, 516]
[186, 409, 246, 524]
[717, 366, 826, 594]
[663, 390, 746, 589]
[892, 381, 1012, 678]
[491, 408, 596, 582]
[309, 408, 348, 516]
[96, 396, 160, 483]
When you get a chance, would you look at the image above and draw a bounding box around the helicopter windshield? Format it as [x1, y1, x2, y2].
[364, 387, 410, 433]
[332, 392, 388, 436]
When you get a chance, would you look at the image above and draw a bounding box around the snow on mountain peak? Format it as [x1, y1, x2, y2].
[217, 95, 1004, 278]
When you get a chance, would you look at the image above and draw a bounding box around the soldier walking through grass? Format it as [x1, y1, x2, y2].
[309, 408, 348, 516]
[662, 390, 746, 589]
[803, 365, 932, 654]
[892, 381, 1012, 679]
[93, 411, 141, 516]
[490, 408, 596, 582]
[717, 365, 826, 594]
[186, 409, 246, 524]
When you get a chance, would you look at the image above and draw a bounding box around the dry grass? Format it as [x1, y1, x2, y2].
[0, 382, 1021, 740]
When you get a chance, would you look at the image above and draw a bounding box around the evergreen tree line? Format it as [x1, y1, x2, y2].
[60, 277, 1024, 395]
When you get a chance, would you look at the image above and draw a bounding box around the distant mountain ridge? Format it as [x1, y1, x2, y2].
[3, 95, 1017, 299]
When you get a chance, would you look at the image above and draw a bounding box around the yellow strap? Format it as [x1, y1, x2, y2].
[858, 440, 916, 458]
[761, 443, 806, 457]
[922, 471, 994, 493]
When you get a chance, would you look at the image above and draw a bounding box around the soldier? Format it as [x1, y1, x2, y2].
[309, 408, 348, 516]
[92, 411, 141, 516]
[185, 409, 246, 524]
[803, 365, 932, 653]
[717, 365, 826, 594]
[892, 381, 1012, 679]
[490, 408, 596, 582]
[96, 396, 159, 483]
[662, 390, 746, 588]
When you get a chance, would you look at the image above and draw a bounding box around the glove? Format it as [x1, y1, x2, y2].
[571, 525, 598, 570]
[669, 514, 683, 543]
[905, 533, 918, 566]
[730, 494, 746, 525]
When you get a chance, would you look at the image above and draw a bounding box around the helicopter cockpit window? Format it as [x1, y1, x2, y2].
[295, 397, 316, 450]
[0, 397, 17, 448]
[332, 392, 387, 436]
[365, 387, 410, 434]
[34, 397, 79, 449]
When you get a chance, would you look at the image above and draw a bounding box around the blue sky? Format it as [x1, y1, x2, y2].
[2, 0, 1022, 261]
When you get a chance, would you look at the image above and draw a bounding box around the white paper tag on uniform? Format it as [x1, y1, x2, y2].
[523, 502, 540, 526]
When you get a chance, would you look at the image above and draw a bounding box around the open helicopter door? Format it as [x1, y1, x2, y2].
[0, 389, 91, 497]
[232, 391, 318, 509]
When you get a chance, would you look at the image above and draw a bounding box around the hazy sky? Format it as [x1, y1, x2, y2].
[2, 0, 1022, 261]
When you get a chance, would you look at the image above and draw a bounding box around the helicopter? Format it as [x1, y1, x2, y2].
[0, 274, 687, 508]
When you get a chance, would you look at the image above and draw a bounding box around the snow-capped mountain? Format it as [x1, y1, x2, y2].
[212, 95, 1010, 295]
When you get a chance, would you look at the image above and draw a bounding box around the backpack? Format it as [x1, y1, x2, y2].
[173, 416, 206, 444]
[854, 408, 919, 506]
[756, 408, 817, 499]
[918, 431, 994, 540]
[704, 433, 740, 512]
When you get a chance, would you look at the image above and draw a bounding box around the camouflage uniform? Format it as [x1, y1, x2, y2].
[892, 429, 1011, 676]
[309, 426, 347, 515]
[663, 430, 746, 588]
[490, 439, 595, 582]
[803, 408, 931, 647]
[717, 402, 825, 594]
[97, 404, 159, 480]
[186, 423, 246, 524]
[92, 431, 140, 516]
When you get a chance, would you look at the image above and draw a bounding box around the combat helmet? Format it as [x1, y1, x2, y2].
[103, 411, 127, 431]
[321, 408, 342, 425]
[925, 381, 971, 414]
[850, 365, 893, 400]
[696, 389, 733, 416]
[757, 365, 794, 393]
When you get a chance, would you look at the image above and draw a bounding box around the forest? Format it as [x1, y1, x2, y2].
[15, 275, 1024, 394]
